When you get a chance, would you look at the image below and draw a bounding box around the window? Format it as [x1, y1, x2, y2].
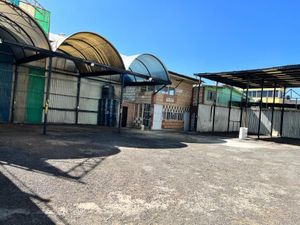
[257, 91, 261, 98]
[262, 91, 268, 97]
[252, 91, 257, 97]
[207, 90, 216, 101]
[148, 86, 155, 92]
[141, 86, 155, 92]
[159, 86, 176, 96]
[169, 88, 175, 96]
[268, 91, 273, 97]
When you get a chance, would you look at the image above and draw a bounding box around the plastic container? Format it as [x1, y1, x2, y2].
[239, 127, 248, 140]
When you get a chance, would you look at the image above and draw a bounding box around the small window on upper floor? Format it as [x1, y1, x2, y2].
[159, 86, 175, 96]
[207, 90, 217, 101]
[169, 88, 175, 96]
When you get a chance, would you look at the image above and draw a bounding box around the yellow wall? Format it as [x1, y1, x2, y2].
[251, 97, 283, 104]
[249, 88, 284, 103]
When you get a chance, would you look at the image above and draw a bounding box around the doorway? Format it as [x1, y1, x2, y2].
[122, 106, 128, 127]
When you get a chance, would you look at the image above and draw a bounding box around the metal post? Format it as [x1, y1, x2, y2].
[279, 86, 286, 137]
[118, 74, 124, 133]
[227, 86, 233, 132]
[257, 79, 264, 139]
[239, 89, 245, 127]
[270, 83, 277, 137]
[212, 82, 218, 133]
[194, 77, 202, 131]
[244, 80, 250, 127]
[75, 76, 81, 124]
[43, 57, 53, 135]
[10, 64, 19, 123]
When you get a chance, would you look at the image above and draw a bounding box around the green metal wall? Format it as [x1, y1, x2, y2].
[204, 86, 242, 106]
[9, 0, 19, 6]
[34, 7, 51, 35]
[25, 67, 45, 123]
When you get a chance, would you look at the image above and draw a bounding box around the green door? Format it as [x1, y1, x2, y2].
[26, 68, 45, 123]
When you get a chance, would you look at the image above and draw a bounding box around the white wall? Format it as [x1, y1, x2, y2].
[197, 103, 300, 139]
[197, 104, 240, 132]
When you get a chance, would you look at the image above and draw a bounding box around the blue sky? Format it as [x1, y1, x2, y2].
[40, 0, 300, 78]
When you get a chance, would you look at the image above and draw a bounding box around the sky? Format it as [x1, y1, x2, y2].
[40, 0, 300, 79]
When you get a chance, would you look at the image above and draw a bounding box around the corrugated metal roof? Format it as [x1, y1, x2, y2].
[196, 64, 300, 89]
[0, 0, 51, 60]
[121, 53, 170, 85]
[57, 32, 125, 75]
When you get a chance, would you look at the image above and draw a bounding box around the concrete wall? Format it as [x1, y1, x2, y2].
[197, 103, 300, 139]
[197, 104, 240, 132]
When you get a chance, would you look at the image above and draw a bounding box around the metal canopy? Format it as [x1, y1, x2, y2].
[57, 32, 125, 75]
[196, 64, 300, 88]
[121, 54, 171, 86]
[0, 0, 51, 61]
[0, 2, 171, 88]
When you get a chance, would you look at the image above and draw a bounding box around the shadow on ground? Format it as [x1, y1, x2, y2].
[257, 137, 300, 146]
[0, 172, 55, 225]
[0, 124, 230, 224]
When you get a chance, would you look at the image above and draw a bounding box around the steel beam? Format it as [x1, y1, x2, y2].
[227, 86, 233, 132]
[43, 57, 53, 135]
[257, 79, 264, 139]
[1, 39, 164, 82]
[270, 83, 277, 137]
[280, 86, 287, 137]
[10, 64, 18, 123]
[118, 74, 125, 133]
[153, 84, 166, 95]
[194, 76, 202, 132]
[80, 70, 119, 77]
[212, 82, 218, 133]
[239, 89, 245, 127]
[75, 76, 81, 124]
[16, 53, 48, 65]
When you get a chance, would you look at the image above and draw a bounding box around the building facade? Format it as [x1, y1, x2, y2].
[247, 88, 285, 104]
[193, 85, 243, 107]
[123, 71, 198, 130]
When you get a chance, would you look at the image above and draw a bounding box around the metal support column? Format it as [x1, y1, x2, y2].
[239, 89, 245, 127]
[118, 74, 124, 133]
[10, 64, 19, 123]
[227, 86, 233, 132]
[194, 76, 202, 131]
[270, 83, 277, 137]
[43, 57, 53, 135]
[212, 82, 218, 133]
[279, 86, 287, 137]
[75, 76, 81, 124]
[244, 80, 250, 127]
[257, 79, 264, 139]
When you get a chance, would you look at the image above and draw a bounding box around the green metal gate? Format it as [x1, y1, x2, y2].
[25, 67, 45, 123]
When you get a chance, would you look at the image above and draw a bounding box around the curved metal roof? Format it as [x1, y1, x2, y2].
[57, 32, 125, 74]
[121, 53, 170, 85]
[0, 0, 51, 60]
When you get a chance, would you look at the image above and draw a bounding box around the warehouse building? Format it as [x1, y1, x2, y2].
[0, 1, 171, 133]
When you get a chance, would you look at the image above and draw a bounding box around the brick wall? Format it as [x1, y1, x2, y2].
[154, 75, 195, 107]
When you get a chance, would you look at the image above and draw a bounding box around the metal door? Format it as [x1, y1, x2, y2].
[152, 104, 163, 130]
[0, 62, 13, 123]
[183, 112, 190, 131]
[121, 106, 128, 127]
